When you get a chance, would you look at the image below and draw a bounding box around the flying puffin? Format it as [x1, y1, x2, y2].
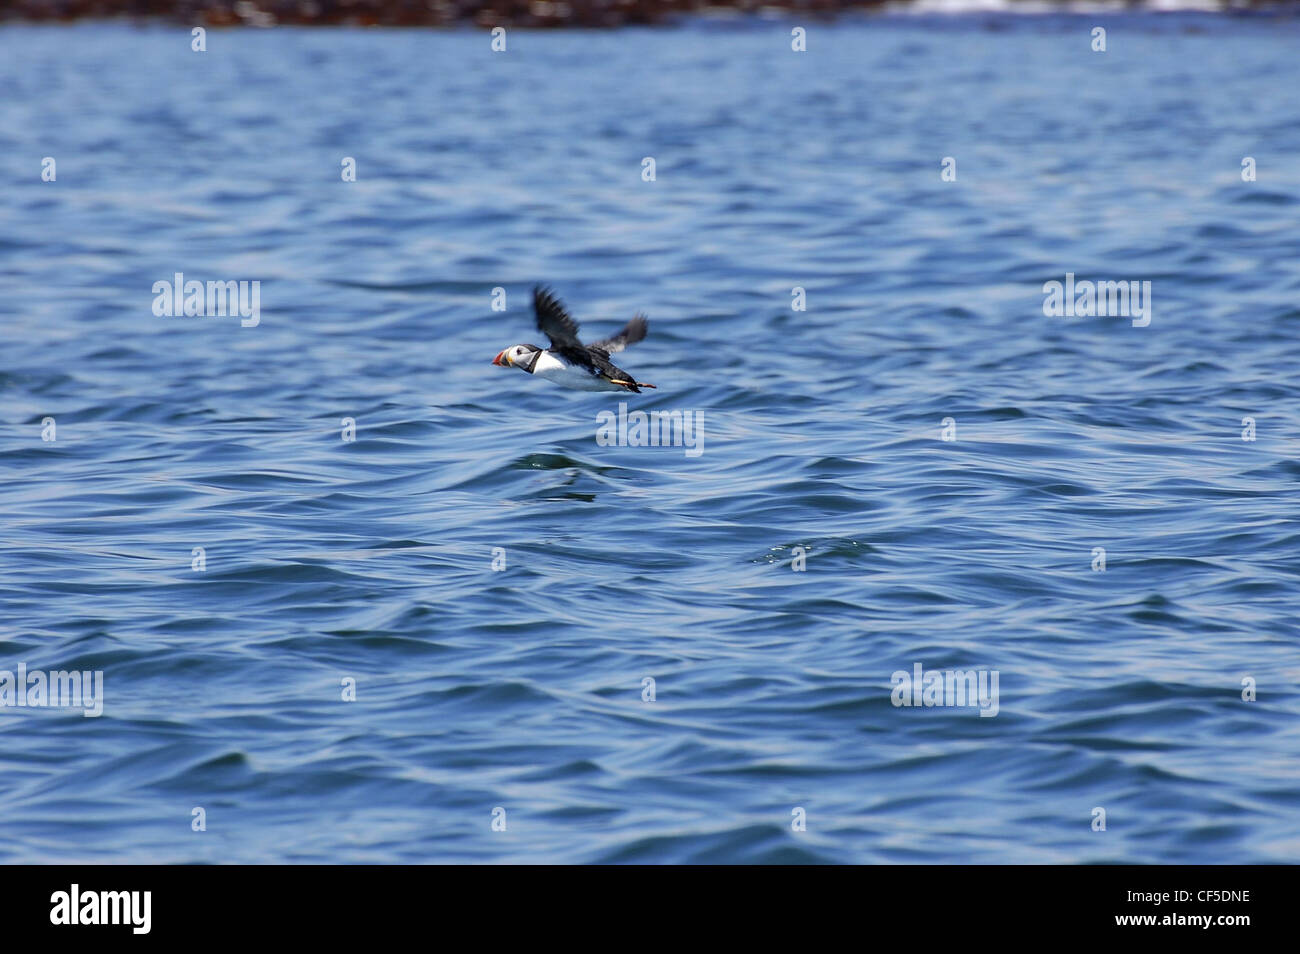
[492, 286, 656, 393]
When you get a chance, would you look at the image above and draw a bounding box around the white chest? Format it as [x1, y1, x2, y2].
[531, 351, 625, 391]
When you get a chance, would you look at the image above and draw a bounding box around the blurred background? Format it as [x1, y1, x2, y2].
[0, 0, 1291, 28]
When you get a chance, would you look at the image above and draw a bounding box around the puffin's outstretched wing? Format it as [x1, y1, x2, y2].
[590, 315, 648, 355]
[533, 286, 582, 351]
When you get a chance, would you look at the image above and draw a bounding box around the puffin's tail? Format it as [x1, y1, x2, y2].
[608, 378, 655, 392]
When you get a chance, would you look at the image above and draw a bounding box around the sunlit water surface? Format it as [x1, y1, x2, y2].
[1, 15, 1298, 862]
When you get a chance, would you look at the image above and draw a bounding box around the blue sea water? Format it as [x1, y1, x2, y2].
[1, 14, 1299, 864]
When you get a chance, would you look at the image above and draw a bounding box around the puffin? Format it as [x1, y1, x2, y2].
[492, 286, 656, 393]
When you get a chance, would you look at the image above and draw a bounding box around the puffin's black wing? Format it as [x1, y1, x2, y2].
[534, 285, 602, 370]
[534, 286, 583, 351]
[590, 315, 648, 355]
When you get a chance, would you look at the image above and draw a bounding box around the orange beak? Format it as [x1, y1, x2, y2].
[492, 350, 508, 366]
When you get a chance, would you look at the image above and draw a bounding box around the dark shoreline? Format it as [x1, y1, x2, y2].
[14, 1, 875, 30]
[0, 1, 1286, 29]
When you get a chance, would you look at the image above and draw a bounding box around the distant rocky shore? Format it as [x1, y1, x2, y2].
[0, 0, 1277, 28]
[4, 0, 866, 29]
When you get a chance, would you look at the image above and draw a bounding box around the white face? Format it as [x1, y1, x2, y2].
[493, 344, 537, 372]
